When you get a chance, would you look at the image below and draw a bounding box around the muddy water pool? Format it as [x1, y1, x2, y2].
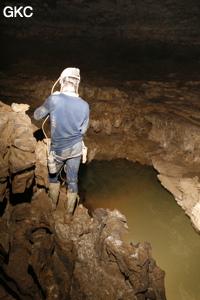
[79, 159, 200, 300]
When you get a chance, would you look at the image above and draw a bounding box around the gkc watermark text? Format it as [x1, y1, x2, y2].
[3, 6, 33, 18]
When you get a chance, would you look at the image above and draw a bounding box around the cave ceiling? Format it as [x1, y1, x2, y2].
[0, 0, 200, 83]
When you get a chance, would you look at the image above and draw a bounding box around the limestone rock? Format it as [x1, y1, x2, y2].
[0, 102, 36, 201]
[191, 202, 200, 233]
[55, 205, 166, 299]
[35, 139, 49, 188]
[12, 170, 35, 194]
[11, 103, 30, 113]
[0, 200, 166, 300]
[152, 158, 200, 232]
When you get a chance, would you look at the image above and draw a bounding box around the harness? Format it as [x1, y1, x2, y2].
[42, 111, 87, 178]
[42, 113, 87, 159]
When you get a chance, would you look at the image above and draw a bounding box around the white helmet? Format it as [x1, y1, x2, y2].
[51, 67, 80, 95]
[59, 67, 80, 83]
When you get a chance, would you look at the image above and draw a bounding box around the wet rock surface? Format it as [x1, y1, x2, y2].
[0, 190, 166, 300]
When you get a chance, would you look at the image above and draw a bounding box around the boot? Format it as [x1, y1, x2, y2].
[48, 182, 60, 210]
[64, 190, 79, 223]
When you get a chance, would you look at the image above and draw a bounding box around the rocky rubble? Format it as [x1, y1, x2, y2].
[0, 189, 166, 299]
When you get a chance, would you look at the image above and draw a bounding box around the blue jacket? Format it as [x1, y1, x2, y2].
[34, 93, 89, 150]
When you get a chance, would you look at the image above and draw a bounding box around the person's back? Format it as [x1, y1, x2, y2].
[34, 92, 89, 150]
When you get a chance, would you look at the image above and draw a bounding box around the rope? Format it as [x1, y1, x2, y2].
[41, 115, 49, 139]
[54, 151, 83, 160]
[51, 77, 60, 95]
[42, 114, 51, 157]
[42, 75, 60, 154]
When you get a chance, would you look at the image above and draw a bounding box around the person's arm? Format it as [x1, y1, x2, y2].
[34, 96, 51, 121]
[80, 104, 89, 134]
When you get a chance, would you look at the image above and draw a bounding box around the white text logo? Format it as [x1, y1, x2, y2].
[3, 6, 33, 18]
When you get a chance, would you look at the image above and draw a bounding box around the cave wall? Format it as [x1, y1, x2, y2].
[1, 73, 200, 233]
[0, 1, 200, 297]
[0, 0, 200, 235]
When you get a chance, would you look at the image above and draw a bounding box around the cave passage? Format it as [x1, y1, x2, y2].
[78, 159, 200, 300]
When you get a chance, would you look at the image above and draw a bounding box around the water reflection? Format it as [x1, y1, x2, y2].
[79, 159, 200, 300]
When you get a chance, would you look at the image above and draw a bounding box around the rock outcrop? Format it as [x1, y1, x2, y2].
[0, 101, 36, 202]
[0, 189, 166, 299]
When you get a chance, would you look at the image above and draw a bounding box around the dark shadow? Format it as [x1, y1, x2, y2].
[0, 274, 21, 300]
[0, 197, 8, 217]
[34, 128, 45, 141]
[27, 266, 46, 299]
[78, 162, 88, 205]
[9, 179, 35, 206]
